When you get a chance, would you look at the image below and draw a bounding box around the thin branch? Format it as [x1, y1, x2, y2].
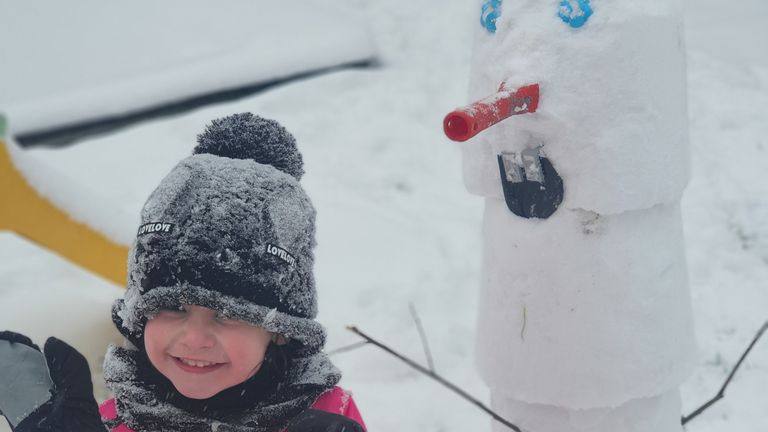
[409, 302, 435, 372]
[347, 325, 522, 432]
[681, 320, 768, 425]
[327, 340, 370, 356]
[521, 305, 527, 341]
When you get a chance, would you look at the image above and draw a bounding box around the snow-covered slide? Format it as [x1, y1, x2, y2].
[445, 1, 696, 431]
[0, 116, 132, 285]
[1, 0, 375, 143]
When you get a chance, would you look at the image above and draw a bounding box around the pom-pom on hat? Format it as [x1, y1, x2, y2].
[113, 113, 326, 354]
[195, 113, 305, 179]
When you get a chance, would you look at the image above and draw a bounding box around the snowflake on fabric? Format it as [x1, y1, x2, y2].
[558, 0, 593, 28]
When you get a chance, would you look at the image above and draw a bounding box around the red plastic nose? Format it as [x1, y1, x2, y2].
[443, 82, 540, 142]
[443, 111, 474, 142]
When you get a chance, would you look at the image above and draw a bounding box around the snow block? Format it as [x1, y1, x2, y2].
[475, 198, 696, 409]
[489, 388, 684, 432]
[0, 131, 129, 286]
[463, 0, 689, 214]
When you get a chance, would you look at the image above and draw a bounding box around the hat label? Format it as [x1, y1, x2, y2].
[266, 243, 296, 267]
[137, 222, 175, 236]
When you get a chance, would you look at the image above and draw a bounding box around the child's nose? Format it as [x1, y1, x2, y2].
[178, 318, 216, 349]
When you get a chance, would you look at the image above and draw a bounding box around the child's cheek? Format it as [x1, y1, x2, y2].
[144, 319, 171, 365]
[226, 327, 270, 374]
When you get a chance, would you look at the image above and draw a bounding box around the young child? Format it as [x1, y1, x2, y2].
[0, 113, 366, 432]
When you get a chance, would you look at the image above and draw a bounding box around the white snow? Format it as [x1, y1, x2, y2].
[477, 200, 696, 409]
[489, 388, 684, 432]
[1, 0, 767, 431]
[0, 0, 375, 135]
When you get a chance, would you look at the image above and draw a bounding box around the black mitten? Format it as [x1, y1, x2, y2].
[0, 331, 106, 432]
[286, 409, 365, 432]
[0, 331, 52, 430]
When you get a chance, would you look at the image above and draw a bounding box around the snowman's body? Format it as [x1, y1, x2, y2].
[458, 1, 697, 431]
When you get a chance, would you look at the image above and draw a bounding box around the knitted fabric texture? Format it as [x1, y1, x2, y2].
[113, 113, 326, 353]
[103, 345, 340, 432]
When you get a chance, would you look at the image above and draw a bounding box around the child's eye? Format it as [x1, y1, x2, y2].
[215, 312, 234, 322]
[215, 312, 245, 325]
[158, 305, 186, 315]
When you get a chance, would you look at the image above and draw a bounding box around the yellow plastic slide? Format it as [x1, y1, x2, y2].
[0, 116, 127, 286]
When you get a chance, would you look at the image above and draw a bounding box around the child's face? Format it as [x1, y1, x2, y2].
[144, 304, 272, 399]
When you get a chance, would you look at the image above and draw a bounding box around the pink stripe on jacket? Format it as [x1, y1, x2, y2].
[99, 386, 367, 431]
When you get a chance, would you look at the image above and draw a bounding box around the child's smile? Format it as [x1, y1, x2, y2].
[144, 304, 273, 399]
[171, 356, 225, 373]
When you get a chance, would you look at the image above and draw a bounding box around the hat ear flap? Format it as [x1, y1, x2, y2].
[264, 342, 289, 382]
[271, 333, 289, 346]
[111, 299, 146, 350]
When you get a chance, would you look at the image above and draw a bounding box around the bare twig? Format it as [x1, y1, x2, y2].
[521, 305, 527, 341]
[409, 302, 435, 372]
[681, 320, 768, 425]
[342, 317, 766, 430]
[347, 325, 523, 432]
[327, 341, 370, 356]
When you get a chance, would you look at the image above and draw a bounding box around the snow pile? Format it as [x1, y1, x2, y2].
[0, 0, 374, 135]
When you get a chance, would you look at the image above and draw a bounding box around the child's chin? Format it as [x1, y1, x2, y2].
[174, 384, 222, 400]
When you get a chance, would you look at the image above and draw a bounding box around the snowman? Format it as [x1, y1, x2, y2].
[444, 1, 697, 431]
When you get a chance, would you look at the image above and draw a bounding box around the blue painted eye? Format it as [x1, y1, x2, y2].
[558, 0, 593, 28]
[481, 0, 503, 33]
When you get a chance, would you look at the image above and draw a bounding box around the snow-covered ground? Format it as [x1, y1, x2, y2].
[1, 1, 767, 431]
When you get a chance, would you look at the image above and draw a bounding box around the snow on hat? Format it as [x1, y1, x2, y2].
[113, 113, 326, 354]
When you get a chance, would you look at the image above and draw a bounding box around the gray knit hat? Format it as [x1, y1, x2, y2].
[113, 113, 326, 354]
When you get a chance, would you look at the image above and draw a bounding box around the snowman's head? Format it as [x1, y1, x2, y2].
[453, 0, 689, 216]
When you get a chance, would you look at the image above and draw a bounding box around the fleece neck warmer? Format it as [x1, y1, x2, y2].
[102, 345, 340, 432]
